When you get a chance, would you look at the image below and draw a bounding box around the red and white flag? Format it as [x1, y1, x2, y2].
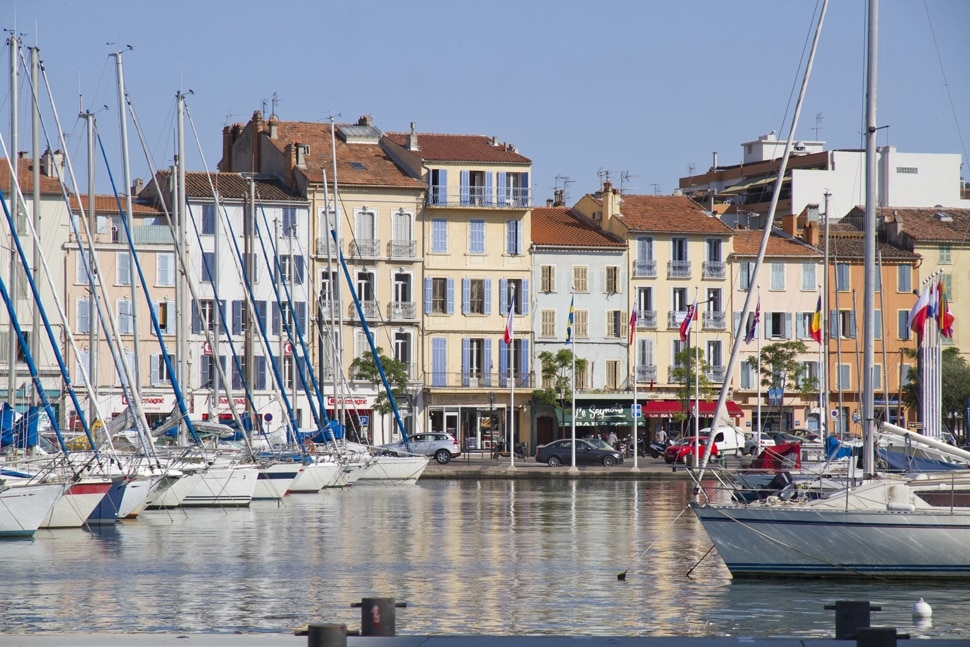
[679, 296, 697, 342]
[503, 305, 514, 344]
[628, 307, 638, 346]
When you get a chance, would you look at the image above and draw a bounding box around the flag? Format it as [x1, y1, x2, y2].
[938, 279, 955, 339]
[809, 296, 822, 343]
[744, 298, 760, 344]
[503, 304, 514, 344]
[628, 306, 638, 346]
[908, 284, 931, 334]
[565, 296, 575, 344]
[679, 296, 697, 342]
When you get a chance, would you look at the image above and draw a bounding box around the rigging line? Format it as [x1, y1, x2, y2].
[776, 0, 826, 142]
[616, 505, 690, 580]
[922, 0, 969, 181]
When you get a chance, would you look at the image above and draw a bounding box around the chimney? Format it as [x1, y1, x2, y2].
[602, 181, 619, 221]
[295, 143, 307, 168]
[40, 148, 64, 177]
[268, 114, 278, 139]
[409, 122, 419, 151]
[546, 199, 553, 207]
[131, 178, 144, 196]
[781, 213, 798, 236]
[358, 115, 373, 127]
[553, 188, 564, 207]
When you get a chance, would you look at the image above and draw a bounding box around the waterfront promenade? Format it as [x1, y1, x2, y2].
[419, 450, 703, 480]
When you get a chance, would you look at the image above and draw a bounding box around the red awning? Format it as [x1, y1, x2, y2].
[641, 400, 743, 418]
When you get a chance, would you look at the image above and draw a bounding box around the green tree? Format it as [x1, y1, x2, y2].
[745, 340, 817, 395]
[532, 348, 587, 408]
[671, 347, 716, 431]
[349, 346, 412, 415]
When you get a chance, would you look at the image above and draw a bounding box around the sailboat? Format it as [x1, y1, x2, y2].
[690, 0, 970, 578]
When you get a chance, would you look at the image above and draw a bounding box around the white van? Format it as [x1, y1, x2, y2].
[697, 425, 747, 456]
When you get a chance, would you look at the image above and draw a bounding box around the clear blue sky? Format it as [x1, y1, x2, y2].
[3, 0, 968, 202]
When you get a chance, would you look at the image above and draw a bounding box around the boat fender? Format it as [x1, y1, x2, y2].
[886, 502, 915, 512]
[304, 440, 316, 454]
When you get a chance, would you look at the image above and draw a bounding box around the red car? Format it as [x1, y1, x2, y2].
[663, 437, 719, 464]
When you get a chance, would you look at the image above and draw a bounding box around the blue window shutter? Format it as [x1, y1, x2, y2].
[192, 302, 201, 334]
[460, 171, 470, 206]
[796, 313, 806, 338]
[521, 173, 529, 204]
[296, 256, 305, 284]
[202, 252, 214, 282]
[483, 340, 493, 386]
[484, 279, 492, 315]
[764, 311, 770, 339]
[829, 310, 837, 337]
[519, 339, 530, 387]
[232, 360, 242, 390]
[784, 313, 791, 339]
[200, 355, 210, 389]
[438, 169, 448, 204]
[462, 278, 471, 315]
[232, 300, 242, 335]
[497, 172, 507, 206]
[150, 354, 160, 386]
[256, 356, 267, 390]
[461, 338, 471, 386]
[733, 312, 741, 337]
[432, 338, 447, 387]
[499, 279, 508, 314]
[849, 311, 857, 339]
[256, 301, 266, 332]
[874, 310, 882, 339]
[485, 172, 493, 206]
[272, 302, 280, 335]
[521, 280, 529, 315]
[296, 302, 306, 331]
[446, 279, 455, 314]
[499, 339, 508, 387]
[424, 278, 432, 314]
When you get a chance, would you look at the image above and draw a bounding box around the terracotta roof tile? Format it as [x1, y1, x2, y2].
[829, 219, 918, 261]
[876, 206, 970, 244]
[615, 195, 735, 235]
[731, 229, 821, 257]
[384, 132, 531, 164]
[0, 158, 71, 196]
[266, 121, 424, 189]
[531, 207, 626, 248]
[67, 194, 163, 216]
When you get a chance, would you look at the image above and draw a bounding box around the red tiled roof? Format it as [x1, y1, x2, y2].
[67, 194, 162, 216]
[384, 132, 531, 164]
[0, 158, 71, 196]
[614, 195, 735, 235]
[147, 171, 303, 202]
[531, 207, 625, 248]
[828, 219, 918, 261]
[265, 121, 425, 189]
[731, 229, 820, 257]
[876, 206, 970, 244]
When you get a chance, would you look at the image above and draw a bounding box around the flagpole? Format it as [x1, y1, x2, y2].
[756, 287, 762, 453]
[631, 298, 639, 471]
[570, 293, 577, 471]
[509, 285, 515, 468]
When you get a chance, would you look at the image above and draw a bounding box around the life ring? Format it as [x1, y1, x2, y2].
[304, 440, 316, 454]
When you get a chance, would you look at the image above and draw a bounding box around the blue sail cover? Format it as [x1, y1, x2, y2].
[877, 448, 966, 472]
[825, 435, 854, 460]
[0, 404, 38, 448]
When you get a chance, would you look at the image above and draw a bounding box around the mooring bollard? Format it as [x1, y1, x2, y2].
[351, 597, 407, 636]
[825, 600, 882, 640]
[856, 627, 908, 647]
[307, 623, 347, 647]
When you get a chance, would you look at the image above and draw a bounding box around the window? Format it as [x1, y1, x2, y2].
[502, 278, 528, 314]
[637, 237, 654, 261]
[279, 255, 306, 284]
[157, 253, 175, 287]
[874, 310, 882, 340]
[430, 169, 448, 205]
[393, 272, 411, 305]
[837, 310, 856, 339]
[837, 364, 851, 390]
[464, 338, 486, 377]
[671, 237, 688, 261]
[150, 354, 175, 386]
[202, 251, 215, 283]
[801, 262, 816, 290]
[636, 286, 653, 312]
[394, 331, 412, 375]
[940, 245, 952, 264]
[672, 340, 686, 367]
[201, 204, 216, 234]
[897, 310, 911, 340]
[465, 279, 486, 314]
[430, 277, 451, 314]
[605, 266, 619, 294]
[738, 261, 753, 290]
[706, 288, 721, 312]
[75, 250, 94, 285]
[431, 219, 448, 253]
[836, 263, 850, 291]
[740, 362, 755, 390]
[319, 270, 338, 302]
[75, 351, 90, 387]
[767, 312, 789, 339]
[707, 340, 723, 378]
[541, 265, 555, 293]
[799, 361, 819, 390]
[198, 299, 218, 332]
[871, 364, 882, 390]
[356, 208, 376, 243]
[282, 355, 295, 390]
[155, 300, 174, 335]
[116, 252, 132, 286]
[117, 299, 133, 334]
[796, 312, 813, 339]
[574, 310, 589, 338]
[706, 239, 722, 262]
[541, 309, 556, 337]
[431, 338, 447, 387]
[282, 207, 298, 236]
[573, 266, 588, 293]
[769, 262, 785, 291]
[356, 271, 375, 302]
[605, 310, 623, 338]
[605, 360, 622, 390]
[76, 297, 92, 334]
[469, 220, 485, 254]
[897, 264, 912, 294]
[672, 287, 689, 312]
[506, 220, 522, 255]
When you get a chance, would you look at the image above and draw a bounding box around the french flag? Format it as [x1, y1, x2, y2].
[907, 284, 931, 334]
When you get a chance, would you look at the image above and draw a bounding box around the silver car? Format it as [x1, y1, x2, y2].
[381, 432, 462, 464]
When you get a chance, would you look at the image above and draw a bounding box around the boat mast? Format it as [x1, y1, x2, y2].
[30, 47, 40, 410]
[8, 34, 19, 409]
[176, 92, 188, 413]
[862, 0, 879, 477]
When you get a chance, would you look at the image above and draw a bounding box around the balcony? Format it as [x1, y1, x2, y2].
[388, 239, 416, 259]
[668, 365, 687, 383]
[314, 238, 338, 258]
[350, 239, 380, 258]
[668, 310, 690, 328]
[702, 311, 726, 330]
[636, 310, 657, 330]
[428, 371, 535, 389]
[348, 301, 380, 321]
[388, 301, 417, 321]
[426, 186, 532, 209]
[702, 261, 726, 280]
[706, 366, 726, 383]
[634, 259, 657, 278]
[668, 260, 691, 279]
[636, 364, 657, 383]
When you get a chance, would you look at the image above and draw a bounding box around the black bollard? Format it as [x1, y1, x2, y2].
[825, 600, 882, 640]
[856, 627, 908, 647]
[307, 623, 347, 647]
[357, 597, 397, 636]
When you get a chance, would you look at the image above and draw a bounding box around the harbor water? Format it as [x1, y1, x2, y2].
[2, 479, 968, 639]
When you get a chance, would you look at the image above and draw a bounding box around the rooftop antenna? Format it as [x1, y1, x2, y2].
[813, 112, 824, 140]
[597, 169, 612, 185]
[271, 91, 280, 118]
[620, 171, 637, 194]
[650, 183, 662, 195]
[554, 174, 573, 205]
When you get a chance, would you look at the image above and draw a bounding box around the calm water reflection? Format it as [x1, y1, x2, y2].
[2, 479, 968, 638]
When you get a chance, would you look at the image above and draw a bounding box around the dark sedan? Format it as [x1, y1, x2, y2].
[535, 438, 624, 467]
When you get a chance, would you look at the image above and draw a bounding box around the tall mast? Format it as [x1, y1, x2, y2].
[82, 109, 98, 428]
[8, 34, 19, 407]
[861, 0, 878, 477]
[176, 93, 188, 404]
[30, 47, 41, 408]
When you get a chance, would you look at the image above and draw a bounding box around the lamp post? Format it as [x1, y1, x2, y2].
[488, 392, 495, 449]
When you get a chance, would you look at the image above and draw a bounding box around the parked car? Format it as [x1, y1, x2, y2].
[664, 438, 720, 465]
[743, 432, 777, 455]
[380, 432, 461, 464]
[698, 425, 746, 455]
[535, 438, 624, 467]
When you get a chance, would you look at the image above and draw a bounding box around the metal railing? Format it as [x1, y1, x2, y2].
[702, 311, 726, 330]
[634, 259, 657, 278]
[388, 301, 417, 321]
[388, 240, 416, 259]
[702, 261, 726, 279]
[637, 310, 657, 329]
[668, 260, 691, 278]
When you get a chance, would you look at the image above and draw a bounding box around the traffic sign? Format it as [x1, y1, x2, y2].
[631, 404, 642, 418]
[830, 409, 840, 419]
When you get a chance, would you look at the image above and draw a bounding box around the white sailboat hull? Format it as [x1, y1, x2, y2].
[352, 455, 428, 485]
[0, 482, 66, 537]
[252, 463, 301, 500]
[181, 465, 258, 507]
[288, 460, 343, 492]
[41, 477, 113, 529]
